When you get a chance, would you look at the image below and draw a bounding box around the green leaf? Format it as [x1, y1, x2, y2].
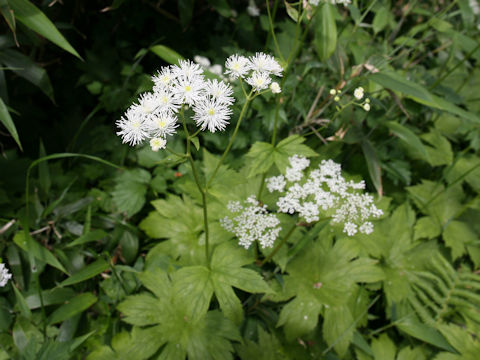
[443, 221, 476, 260]
[236, 326, 289, 360]
[112, 169, 151, 216]
[386, 121, 429, 161]
[86, 327, 163, 360]
[191, 136, 200, 151]
[369, 72, 480, 124]
[396, 317, 456, 352]
[150, 45, 184, 65]
[314, 3, 337, 61]
[372, 7, 389, 34]
[421, 130, 453, 167]
[371, 334, 396, 360]
[9, 0, 81, 58]
[66, 229, 108, 248]
[12, 285, 32, 319]
[0, 96, 21, 149]
[285, 1, 299, 22]
[25, 288, 75, 309]
[323, 304, 355, 357]
[38, 140, 50, 193]
[245, 135, 317, 178]
[13, 232, 67, 274]
[58, 258, 109, 287]
[361, 140, 383, 196]
[0, 49, 54, 101]
[414, 216, 441, 240]
[47, 293, 97, 325]
[117, 294, 165, 326]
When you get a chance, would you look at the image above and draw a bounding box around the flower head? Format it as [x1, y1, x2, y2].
[250, 52, 283, 76]
[220, 196, 281, 249]
[193, 99, 232, 132]
[0, 263, 11, 287]
[116, 109, 149, 146]
[246, 71, 272, 92]
[270, 82, 281, 94]
[354, 87, 364, 100]
[150, 137, 167, 151]
[225, 55, 251, 79]
[204, 79, 234, 104]
[146, 113, 178, 138]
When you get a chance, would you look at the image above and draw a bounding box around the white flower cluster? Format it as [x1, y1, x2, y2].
[0, 263, 12, 287]
[225, 52, 283, 93]
[220, 196, 282, 249]
[266, 155, 383, 236]
[330, 87, 371, 111]
[116, 59, 235, 151]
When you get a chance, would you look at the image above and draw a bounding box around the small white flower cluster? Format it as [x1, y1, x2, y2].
[116, 59, 235, 151]
[247, 0, 260, 16]
[225, 52, 283, 93]
[266, 155, 383, 236]
[330, 87, 371, 111]
[0, 263, 12, 287]
[220, 196, 282, 249]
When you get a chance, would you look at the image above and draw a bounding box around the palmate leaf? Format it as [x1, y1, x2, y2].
[116, 268, 241, 360]
[112, 168, 151, 217]
[172, 242, 271, 324]
[277, 237, 383, 356]
[139, 194, 206, 265]
[236, 326, 289, 360]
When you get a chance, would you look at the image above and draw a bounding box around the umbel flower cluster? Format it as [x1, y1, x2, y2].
[267, 155, 383, 236]
[116, 53, 283, 151]
[0, 263, 11, 287]
[220, 196, 281, 249]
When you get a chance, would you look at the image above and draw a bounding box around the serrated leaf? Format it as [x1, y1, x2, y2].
[9, 0, 81, 58]
[117, 294, 165, 326]
[443, 221, 476, 260]
[421, 130, 453, 167]
[371, 334, 396, 360]
[323, 304, 355, 357]
[396, 317, 456, 352]
[47, 293, 97, 325]
[373, 7, 389, 34]
[112, 169, 151, 216]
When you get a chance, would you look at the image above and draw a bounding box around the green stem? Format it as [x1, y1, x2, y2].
[207, 92, 252, 187]
[165, 146, 187, 158]
[260, 222, 297, 266]
[181, 109, 211, 265]
[265, 0, 285, 63]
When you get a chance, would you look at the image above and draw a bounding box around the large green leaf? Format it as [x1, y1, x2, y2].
[9, 0, 81, 58]
[58, 258, 109, 287]
[0, 49, 54, 101]
[369, 72, 480, 123]
[386, 121, 429, 161]
[47, 293, 97, 325]
[150, 45, 184, 65]
[112, 168, 151, 217]
[0, 96, 21, 149]
[314, 4, 337, 60]
[13, 232, 67, 274]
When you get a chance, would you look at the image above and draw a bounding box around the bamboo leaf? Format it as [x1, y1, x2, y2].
[0, 96, 21, 149]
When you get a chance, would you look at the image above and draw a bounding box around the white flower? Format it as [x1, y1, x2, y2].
[221, 196, 281, 249]
[266, 175, 286, 193]
[225, 54, 251, 79]
[330, 89, 337, 95]
[247, 0, 260, 16]
[172, 74, 205, 106]
[354, 87, 364, 100]
[150, 137, 167, 151]
[116, 108, 148, 146]
[146, 113, 178, 138]
[193, 99, 232, 132]
[310, 0, 320, 5]
[136, 92, 161, 118]
[246, 71, 272, 92]
[329, 0, 351, 5]
[270, 82, 281, 94]
[194, 55, 211, 68]
[0, 263, 12, 287]
[343, 222, 357, 236]
[172, 59, 204, 79]
[204, 79, 234, 104]
[363, 103, 371, 111]
[470, 0, 480, 14]
[268, 156, 382, 232]
[249, 52, 283, 76]
[155, 88, 181, 113]
[152, 67, 176, 90]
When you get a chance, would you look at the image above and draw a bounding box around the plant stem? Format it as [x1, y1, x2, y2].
[180, 108, 211, 265]
[265, 0, 285, 63]
[260, 222, 297, 266]
[206, 91, 252, 187]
